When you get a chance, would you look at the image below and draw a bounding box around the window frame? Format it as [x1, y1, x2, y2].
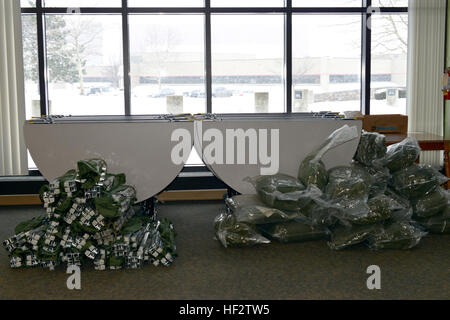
[21, 0, 408, 117]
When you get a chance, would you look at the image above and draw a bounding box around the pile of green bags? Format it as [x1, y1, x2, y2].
[217, 194, 328, 247]
[3, 159, 177, 271]
[215, 128, 449, 250]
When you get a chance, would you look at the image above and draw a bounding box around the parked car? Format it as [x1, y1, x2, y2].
[86, 87, 102, 96]
[212, 87, 233, 98]
[152, 88, 176, 98]
[374, 87, 407, 100]
[190, 90, 205, 98]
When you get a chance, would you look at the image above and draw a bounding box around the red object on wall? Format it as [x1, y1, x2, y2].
[445, 91, 450, 101]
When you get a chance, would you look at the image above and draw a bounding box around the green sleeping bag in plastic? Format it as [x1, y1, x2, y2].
[259, 221, 328, 243]
[412, 187, 447, 219]
[328, 223, 382, 250]
[390, 164, 448, 199]
[214, 212, 270, 248]
[354, 131, 387, 167]
[367, 221, 426, 250]
[383, 138, 421, 173]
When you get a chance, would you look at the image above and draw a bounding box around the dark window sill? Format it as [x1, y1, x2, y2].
[0, 165, 226, 196]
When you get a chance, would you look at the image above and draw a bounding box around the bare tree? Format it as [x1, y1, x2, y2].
[65, 16, 103, 95]
[104, 56, 123, 89]
[142, 26, 179, 91]
[334, 0, 408, 56]
[371, 1, 408, 55]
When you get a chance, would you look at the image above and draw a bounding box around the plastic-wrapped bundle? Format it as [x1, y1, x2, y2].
[233, 206, 298, 225]
[412, 187, 447, 218]
[367, 221, 426, 250]
[390, 164, 448, 199]
[258, 221, 329, 243]
[336, 195, 402, 226]
[417, 207, 450, 234]
[354, 131, 387, 166]
[298, 125, 359, 191]
[298, 155, 328, 192]
[249, 174, 305, 194]
[77, 159, 107, 189]
[226, 194, 298, 225]
[326, 166, 371, 202]
[384, 188, 414, 222]
[353, 163, 390, 197]
[246, 174, 322, 211]
[332, 196, 394, 226]
[368, 195, 403, 222]
[299, 197, 339, 228]
[94, 185, 137, 218]
[102, 173, 126, 192]
[383, 138, 421, 173]
[214, 212, 270, 248]
[328, 223, 382, 250]
[3, 158, 177, 271]
[225, 195, 264, 212]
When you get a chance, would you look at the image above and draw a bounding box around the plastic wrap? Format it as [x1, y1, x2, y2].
[325, 166, 371, 202]
[367, 221, 426, 250]
[417, 207, 450, 234]
[225, 194, 265, 212]
[297, 155, 329, 191]
[3, 158, 177, 271]
[384, 188, 414, 222]
[354, 131, 387, 167]
[258, 221, 328, 243]
[353, 163, 390, 197]
[298, 125, 359, 190]
[328, 223, 382, 250]
[335, 195, 401, 226]
[332, 195, 397, 226]
[103, 173, 126, 192]
[383, 138, 421, 173]
[94, 185, 137, 218]
[300, 197, 339, 227]
[390, 164, 448, 199]
[412, 187, 447, 218]
[214, 212, 270, 248]
[77, 159, 107, 189]
[368, 194, 404, 221]
[233, 206, 298, 225]
[226, 194, 297, 223]
[246, 174, 322, 211]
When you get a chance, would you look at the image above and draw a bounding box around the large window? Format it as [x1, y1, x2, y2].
[22, 1, 408, 117]
[370, 13, 408, 115]
[45, 14, 125, 116]
[129, 14, 205, 115]
[292, 15, 362, 113]
[211, 14, 285, 113]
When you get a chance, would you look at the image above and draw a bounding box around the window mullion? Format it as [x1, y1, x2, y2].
[205, 0, 212, 114]
[36, 0, 49, 116]
[361, 0, 372, 115]
[122, 0, 131, 115]
[286, 0, 292, 114]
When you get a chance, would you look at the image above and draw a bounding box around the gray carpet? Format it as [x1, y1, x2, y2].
[0, 201, 449, 300]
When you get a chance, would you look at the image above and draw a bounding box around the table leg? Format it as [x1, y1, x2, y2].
[444, 142, 450, 190]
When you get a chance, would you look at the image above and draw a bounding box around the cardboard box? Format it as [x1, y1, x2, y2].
[362, 115, 408, 134]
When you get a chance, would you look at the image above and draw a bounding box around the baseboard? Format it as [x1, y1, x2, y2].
[157, 190, 227, 202]
[0, 195, 42, 206]
[0, 190, 228, 206]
